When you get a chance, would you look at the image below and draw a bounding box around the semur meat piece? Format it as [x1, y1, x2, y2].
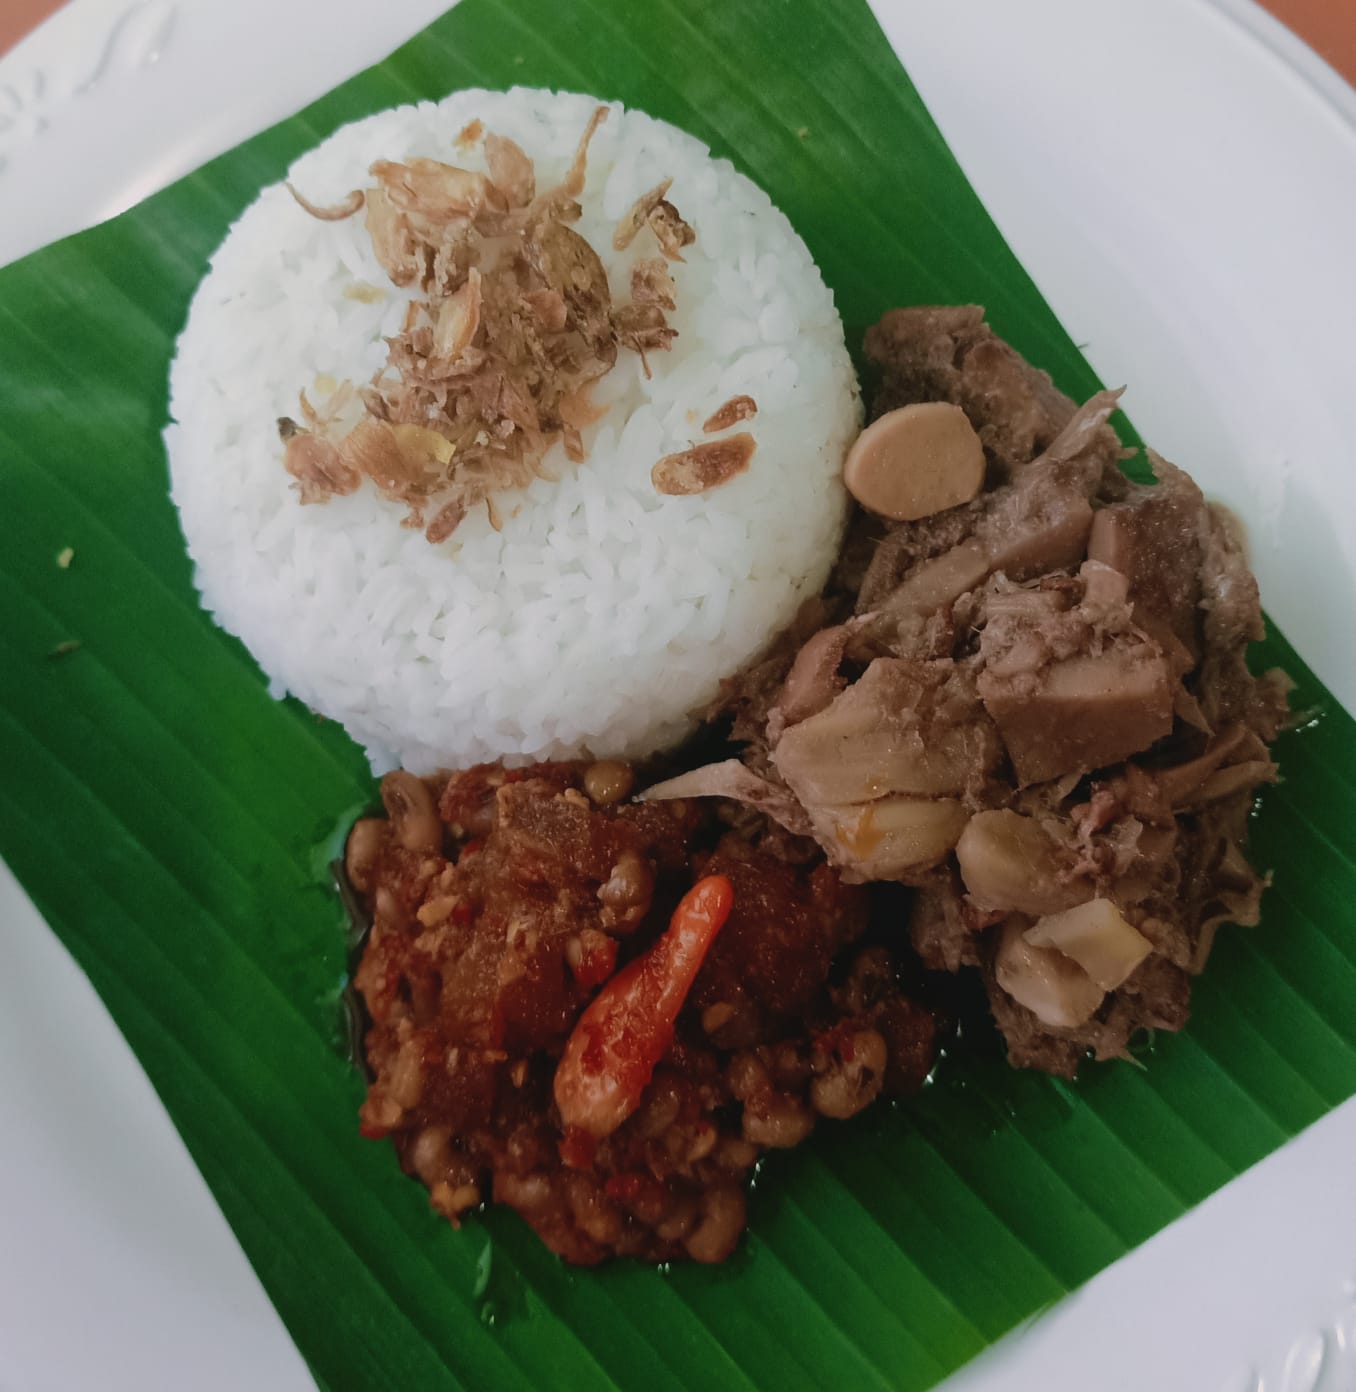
[863, 305, 1087, 480]
[974, 562, 1176, 785]
[1087, 456, 1205, 668]
[660, 307, 1286, 1077]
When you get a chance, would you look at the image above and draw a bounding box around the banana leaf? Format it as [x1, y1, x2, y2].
[1, 0, 1353, 1388]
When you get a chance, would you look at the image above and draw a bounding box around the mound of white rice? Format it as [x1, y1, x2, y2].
[166, 87, 859, 773]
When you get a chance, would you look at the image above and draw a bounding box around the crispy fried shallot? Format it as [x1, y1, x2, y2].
[614, 303, 678, 377]
[703, 395, 758, 433]
[630, 257, 676, 309]
[370, 157, 503, 222]
[483, 132, 535, 207]
[278, 418, 361, 503]
[558, 105, 609, 200]
[613, 178, 673, 250]
[285, 182, 365, 222]
[612, 179, 695, 261]
[649, 198, 696, 261]
[284, 107, 701, 540]
[363, 188, 425, 288]
[652, 433, 757, 496]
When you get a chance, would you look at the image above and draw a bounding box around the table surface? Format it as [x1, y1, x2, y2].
[2, 0, 1354, 82]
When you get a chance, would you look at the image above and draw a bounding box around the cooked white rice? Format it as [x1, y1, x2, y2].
[166, 87, 859, 774]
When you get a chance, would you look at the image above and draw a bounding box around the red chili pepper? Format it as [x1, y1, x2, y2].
[553, 875, 734, 1138]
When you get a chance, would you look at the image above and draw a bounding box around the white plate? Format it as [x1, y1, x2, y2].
[2, 2, 1355, 1390]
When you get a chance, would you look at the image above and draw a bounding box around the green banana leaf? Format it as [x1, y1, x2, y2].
[2, 0, 1353, 1388]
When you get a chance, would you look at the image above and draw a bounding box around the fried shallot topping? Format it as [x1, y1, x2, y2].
[613, 180, 696, 261]
[613, 178, 671, 249]
[652, 433, 757, 496]
[703, 394, 758, 433]
[285, 184, 366, 222]
[631, 257, 676, 309]
[284, 108, 700, 540]
[648, 198, 697, 261]
[279, 416, 360, 502]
